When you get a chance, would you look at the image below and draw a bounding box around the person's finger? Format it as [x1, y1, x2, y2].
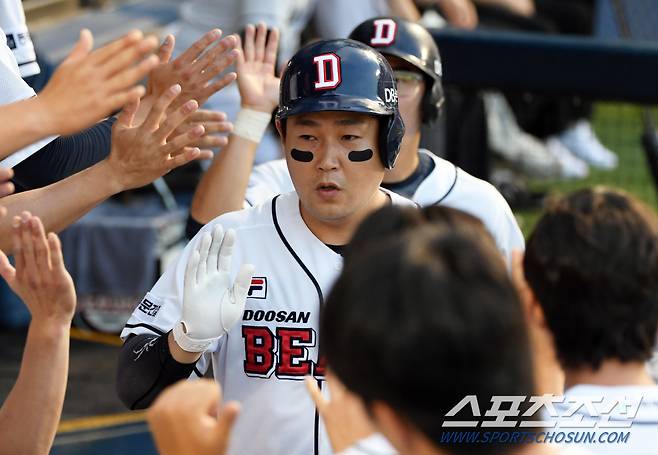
[304, 376, 327, 411]
[173, 29, 222, 69]
[0, 249, 16, 286]
[208, 224, 225, 273]
[189, 34, 237, 76]
[20, 213, 39, 287]
[47, 233, 66, 277]
[196, 232, 212, 283]
[254, 22, 267, 63]
[243, 24, 255, 62]
[157, 34, 175, 64]
[165, 147, 206, 171]
[185, 249, 201, 288]
[199, 121, 233, 135]
[199, 72, 237, 103]
[143, 84, 181, 131]
[0, 181, 15, 198]
[197, 47, 239, 86]
[234, 35, 245, 69]
[188, 110, 227, 123]
[30, 217, 51, 275]
[106, 53, 159, 93]
[115, 96, 141, 129]
[0, 206, 7, 219]
[212, 401, 241, 450]
[64, 29, 94, 63]
[162, 125, 205, 156]
[173, 147, 213, 161]
[217, 228, 236, 273]
[156, 100, 199, 142]
[11, 216, 23, 278]
[91, 30, 144, 65]
[105, 85, 146, 118]
[263, 27, 279, 68]
[100, 35, 158, 78]
[186, 131, 229, 149]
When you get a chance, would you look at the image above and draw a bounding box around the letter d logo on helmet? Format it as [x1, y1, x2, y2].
[278, 39, 404, 169]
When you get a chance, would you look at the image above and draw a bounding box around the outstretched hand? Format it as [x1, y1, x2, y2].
[0, 212, 75, 328]
[37, 29, 159, 136]
[236, 22, 280, 114]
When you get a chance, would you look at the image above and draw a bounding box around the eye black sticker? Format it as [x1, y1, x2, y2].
[290, 149, 314, 162]
[348, 149, 374, 162]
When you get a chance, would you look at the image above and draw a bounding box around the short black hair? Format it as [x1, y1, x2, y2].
[324, 224, 535, 454]
[346, 204, 497, 264]
[524, 187, 658, 370]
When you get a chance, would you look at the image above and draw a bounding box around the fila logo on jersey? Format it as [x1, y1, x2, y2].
[370, 18, 397, 46]
[248, 277, 267, 299]
[313, 53, 341, 90]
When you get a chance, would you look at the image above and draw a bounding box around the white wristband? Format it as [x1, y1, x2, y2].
[232, 108, 272, 143]
[172, 321, 216, 353]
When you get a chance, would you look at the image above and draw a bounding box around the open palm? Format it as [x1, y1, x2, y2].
[237, 23, 280, 114]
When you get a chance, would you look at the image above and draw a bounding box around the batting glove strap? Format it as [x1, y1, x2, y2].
[172, 320, 216, 353]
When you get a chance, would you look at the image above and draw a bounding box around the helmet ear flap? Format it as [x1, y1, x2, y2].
[422, 78, 445, 124]
[379, 113, 405, 169]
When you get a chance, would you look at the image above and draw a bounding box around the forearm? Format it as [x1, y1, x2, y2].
[0, 97, 55, 159]
[190, 134, 259, 223]
[117, 334, 200, 410]
[0, 160, 123, 252]
[0, 320, 70, 454]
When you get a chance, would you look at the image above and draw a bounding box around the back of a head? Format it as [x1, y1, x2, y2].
[323, 225, 535, 455]
[525, 187, 658, 370]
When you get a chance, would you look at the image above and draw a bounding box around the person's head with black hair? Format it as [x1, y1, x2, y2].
[323, 221, 536, 455]
[345, 204, 498, 265]
[524, 186, 658, 382]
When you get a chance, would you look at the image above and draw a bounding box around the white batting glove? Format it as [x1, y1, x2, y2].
[173, 224, 255, 353]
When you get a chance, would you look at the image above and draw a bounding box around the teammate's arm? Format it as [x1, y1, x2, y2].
[190, 23, 280, 225]
[0, 29, 158, 159]
[0, 85, 210, 253]
[0, 215, 75, 455]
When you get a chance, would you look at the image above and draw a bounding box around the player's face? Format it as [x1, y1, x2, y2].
[281, 111, 385, 223]
[388, 56, 424, 138]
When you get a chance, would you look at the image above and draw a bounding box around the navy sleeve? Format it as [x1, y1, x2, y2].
[116, 332, 198, 410]
[12, 117, 115, 190]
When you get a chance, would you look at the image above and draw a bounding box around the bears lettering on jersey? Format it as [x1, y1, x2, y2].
[370, 18, 397, 47]
[242, 325, 325, 380]
[313, 53, 341, 90]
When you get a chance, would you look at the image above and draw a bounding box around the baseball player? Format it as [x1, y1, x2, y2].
[117, 39, 413, 455]
[189, 18, 523, 263]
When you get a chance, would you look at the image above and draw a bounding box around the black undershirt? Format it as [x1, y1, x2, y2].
[381, 151, 435, 199]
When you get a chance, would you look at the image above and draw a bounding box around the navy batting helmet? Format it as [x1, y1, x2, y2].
[349, 17, 444, 124]
[277, 39, 404, 169]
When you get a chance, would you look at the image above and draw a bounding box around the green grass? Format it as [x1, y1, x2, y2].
[515, 103, 658, 237]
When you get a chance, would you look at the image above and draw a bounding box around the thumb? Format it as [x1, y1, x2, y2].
[212, 402, 241, 452]
[66, 29, 94, 63]
[232, 263, 254, 304]
[116, 96, 140, 128]
[157, 34, 175, 64]
[0, 250, 16, 286]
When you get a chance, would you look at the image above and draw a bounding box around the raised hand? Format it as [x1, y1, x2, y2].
[107, 84, 213, 191]
[0, 212, 75, 328]
[36, 29, 159, 136]
[236, 23, 280, 114]
[147, 29, 239, 110]
[148, 379, 240, 455]
[174, 224, 254, 353]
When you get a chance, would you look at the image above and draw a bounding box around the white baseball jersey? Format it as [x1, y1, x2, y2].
[0, 25, 56, 168]
[0, 0, 39, 77]
[122, 190, 414, 455]
[245, 149, 525, 262]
